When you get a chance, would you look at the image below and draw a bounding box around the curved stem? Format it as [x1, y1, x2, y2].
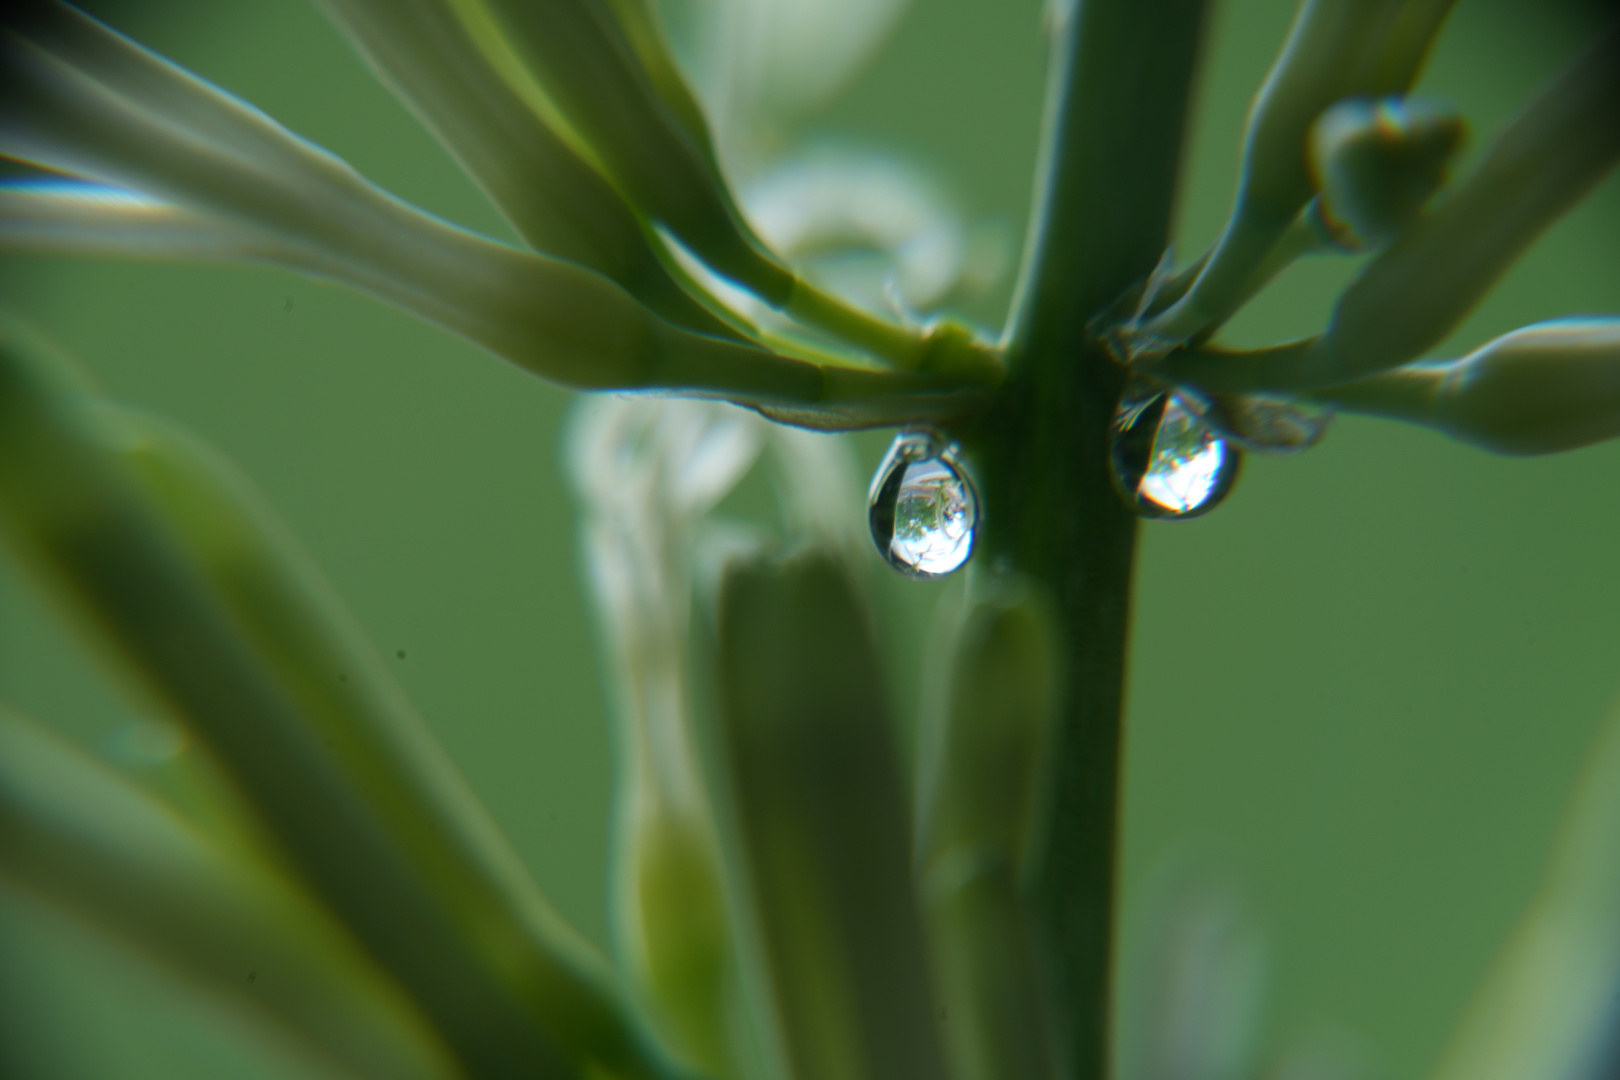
[972, 1, 1210, 1077]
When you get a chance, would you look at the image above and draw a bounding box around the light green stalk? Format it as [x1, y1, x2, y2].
[449, 0, 979, 371]
[313, 0, 743, 339]
[0, 3, 1000, 419]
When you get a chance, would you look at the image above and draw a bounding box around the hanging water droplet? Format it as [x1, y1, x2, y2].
[868, 431, 978, 579]
[1110, 382, 1241, 519]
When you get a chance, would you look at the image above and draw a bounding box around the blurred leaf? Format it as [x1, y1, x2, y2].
[708, 547, 949, 1080]
[0, 314, 682, 1080]
[313, 0, 742, 338]
[655, 0, 913, 150]
[0, 704, 461, 1080]
[1427, 689, 1620, 1080]
[571, 395, 870, 1076]
[572, 397, 766, 1076]
[913, 572, 1063, 1080]
[1118, 878, 1266, 1080]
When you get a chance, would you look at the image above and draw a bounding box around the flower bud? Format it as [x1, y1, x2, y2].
[1434, 320, 1620, 455]
[1309, 95, 1465, 248]
[1316, 320, 1620, 456]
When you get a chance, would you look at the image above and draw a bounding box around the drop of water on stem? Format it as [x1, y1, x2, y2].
[1110, 382, 1240, 519]
[868, 431, 978, 579]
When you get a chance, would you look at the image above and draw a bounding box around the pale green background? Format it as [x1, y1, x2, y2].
[3, 0, 1619, 1077]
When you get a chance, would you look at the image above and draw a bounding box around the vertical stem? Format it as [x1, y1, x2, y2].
[970, 2, 1209, 1077]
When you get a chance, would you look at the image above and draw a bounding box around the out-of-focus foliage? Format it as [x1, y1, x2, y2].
[2, 1, 1620, 1079]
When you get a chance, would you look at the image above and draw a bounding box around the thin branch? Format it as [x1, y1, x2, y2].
[1136, 0, 1457, 350]
[1167, 18, 1620, 393]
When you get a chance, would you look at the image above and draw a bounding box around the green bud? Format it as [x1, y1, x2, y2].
[1435, 321, 1620, 454]
[1241, 0, 1456, 221]
[1309, 95, 1465, 248]
[618, 803, 733, 1076]
[1320, 320, 1620, 455]
[1167, 24, 1620, 396]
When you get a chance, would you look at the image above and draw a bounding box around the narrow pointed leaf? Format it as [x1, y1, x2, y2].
[312, 0, 739, 339]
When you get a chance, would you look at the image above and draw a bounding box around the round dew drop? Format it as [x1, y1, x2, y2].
[868, 431, 979, 579]
[1109, 382, 1240, 519]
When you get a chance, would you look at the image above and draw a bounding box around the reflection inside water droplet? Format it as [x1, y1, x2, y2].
[1110, 382, 1240, 519]
[868, 431, 978, 579]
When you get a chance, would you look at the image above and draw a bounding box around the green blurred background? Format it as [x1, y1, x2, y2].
[3, 0, 1619, 1076]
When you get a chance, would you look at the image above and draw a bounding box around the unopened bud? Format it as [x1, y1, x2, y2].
[1310, 95, 1465, 248]
[1318, 320, 1620, 456]
[1435, 320, 1620, 455]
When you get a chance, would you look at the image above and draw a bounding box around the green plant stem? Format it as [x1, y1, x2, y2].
[970, 1, 1209, 1077]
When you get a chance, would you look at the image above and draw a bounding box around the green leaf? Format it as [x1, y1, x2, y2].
[312, 0, 741, 339]
[914, 574, 1063, 1080]
[0, 315, 684, 1080]
[0, 705, 461, 1080]
[709, 547, 949, 1080]
[1427, 692, 1620, 1080]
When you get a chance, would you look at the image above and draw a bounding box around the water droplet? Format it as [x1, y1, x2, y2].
[868, 431, 978, 579]
[1110, 382, 1240, 519]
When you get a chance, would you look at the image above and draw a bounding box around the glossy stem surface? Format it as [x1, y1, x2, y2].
[973, 1, 1209, 1076]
